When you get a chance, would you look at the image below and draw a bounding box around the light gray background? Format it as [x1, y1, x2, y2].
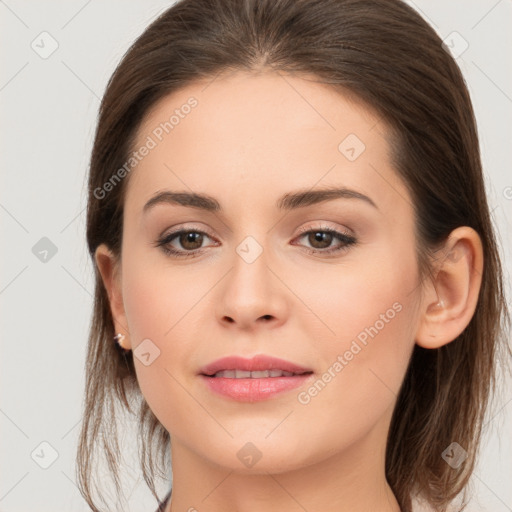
[1, 1, 511, 511]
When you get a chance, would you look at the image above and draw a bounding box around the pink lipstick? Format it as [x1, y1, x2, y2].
[199, 354, 314, 402]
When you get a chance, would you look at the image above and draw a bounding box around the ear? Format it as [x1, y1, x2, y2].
[415, 226, 484, 349]
[94, 243, 132, 350]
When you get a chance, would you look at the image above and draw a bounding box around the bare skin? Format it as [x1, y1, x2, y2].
[95, 70, 483, 512]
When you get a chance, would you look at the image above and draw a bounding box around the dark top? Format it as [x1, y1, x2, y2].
[155, 489, 172, 512]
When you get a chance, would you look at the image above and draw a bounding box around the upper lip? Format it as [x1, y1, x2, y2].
[199, 355, 313, 376]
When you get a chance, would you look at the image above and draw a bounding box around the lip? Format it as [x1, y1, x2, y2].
[198, 355, 314, 402]
[199, 354, 313, 376]
[200, 374, 314, 402]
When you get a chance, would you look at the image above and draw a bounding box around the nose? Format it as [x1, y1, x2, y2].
[216, 242, 288, 331]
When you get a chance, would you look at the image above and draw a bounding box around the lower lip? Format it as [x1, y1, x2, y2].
[199, 374, 314, 402]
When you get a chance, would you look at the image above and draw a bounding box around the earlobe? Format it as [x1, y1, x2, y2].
[415, 227, 483, 349]
[94, 243, 131, 349]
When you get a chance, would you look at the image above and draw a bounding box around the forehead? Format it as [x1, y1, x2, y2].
[125, 70, 410, 219]
[134, 69, 383, 155]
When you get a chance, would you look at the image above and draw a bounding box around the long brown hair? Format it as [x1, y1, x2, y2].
[77, 0, 511, 510]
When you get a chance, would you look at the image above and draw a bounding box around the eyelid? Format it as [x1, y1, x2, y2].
[296, 222, 354, 238]
[159, 222, 216, 239]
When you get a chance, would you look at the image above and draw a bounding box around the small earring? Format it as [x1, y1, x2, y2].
[114, 333, 129, 350]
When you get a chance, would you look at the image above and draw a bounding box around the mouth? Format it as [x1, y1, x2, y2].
[199, 354, 313, 376]
[198, 355, 314, 401]
[202, 369, 313, 378]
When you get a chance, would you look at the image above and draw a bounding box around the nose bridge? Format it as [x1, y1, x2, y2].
[231, 231, 272, 296]
[229, 211, 272, 270]
[216, 227, 287, 327]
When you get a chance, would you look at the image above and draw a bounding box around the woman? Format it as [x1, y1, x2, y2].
[76, 0, 511, 511]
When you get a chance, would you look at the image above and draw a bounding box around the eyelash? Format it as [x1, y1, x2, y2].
[155, 224, 357, 259]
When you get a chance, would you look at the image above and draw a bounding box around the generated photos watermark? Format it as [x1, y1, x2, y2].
[297, 301, 403, 405]
[93, 96, 198, 200]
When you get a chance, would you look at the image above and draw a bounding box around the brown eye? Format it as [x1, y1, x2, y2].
[156, 228, 216, 258]
[307, 231, 334, 249]
[294, 226, 357, 256]
[178, 231, 204, 250]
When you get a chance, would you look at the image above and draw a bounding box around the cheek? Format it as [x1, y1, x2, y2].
[294, 241, 418, 401]
[121, 246, 208, 343]
[293, 290, 417, 451]
[290, 238, 418, 344]
[120, 249, 222, 420]
[314, 298, 415, 444]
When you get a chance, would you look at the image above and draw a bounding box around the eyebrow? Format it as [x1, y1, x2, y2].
[142, 186, 378, 214]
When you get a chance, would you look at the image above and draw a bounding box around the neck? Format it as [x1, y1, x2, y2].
[165, 415, 401, 512]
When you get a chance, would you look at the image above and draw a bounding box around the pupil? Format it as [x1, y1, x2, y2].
[310, 231, 332, 248]
[182, 232, 202, 249]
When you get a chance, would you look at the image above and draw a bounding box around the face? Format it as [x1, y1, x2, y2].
[109, 70, 425, 473]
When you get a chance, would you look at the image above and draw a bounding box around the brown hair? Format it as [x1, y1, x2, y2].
[78, 0, 511, 510]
